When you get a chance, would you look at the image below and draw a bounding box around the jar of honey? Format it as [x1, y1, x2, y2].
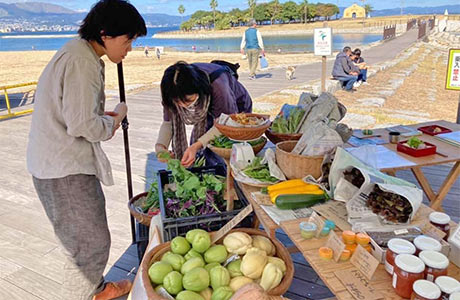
[429, 212, 451, 240]
[414, 235, 442, 255]
[385, 238, 416, 275]
[435, 276, 460, 300]
[356, 233, 370, 246]
[393, 254, 425, 299]
[342, 231, 356, 244]
[411, 279, 441, 300]
[419, 251, 449, 282]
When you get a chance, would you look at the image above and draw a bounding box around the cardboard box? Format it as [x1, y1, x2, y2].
[447, 225, 460, 268]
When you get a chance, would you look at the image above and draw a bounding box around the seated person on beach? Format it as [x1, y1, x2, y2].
[351, 48, 369, 87]
[155, 61, 252, 167]
[332, 46, 359, 91]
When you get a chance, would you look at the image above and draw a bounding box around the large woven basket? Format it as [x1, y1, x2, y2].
[276, 141, 323, 180]
[128, 192, 160, 226]
[265, 128, 302, 145]
[208, 137, 267, 160]
[141, 228, 294, 298]
[214, 113, 270, 141]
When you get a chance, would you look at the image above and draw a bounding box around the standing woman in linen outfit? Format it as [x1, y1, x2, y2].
[26, 0, 146, 299]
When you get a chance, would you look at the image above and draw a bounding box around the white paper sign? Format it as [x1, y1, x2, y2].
[314, 28, 332, 56]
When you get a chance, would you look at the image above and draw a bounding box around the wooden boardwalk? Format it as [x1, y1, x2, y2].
[0, 28, 458, 299]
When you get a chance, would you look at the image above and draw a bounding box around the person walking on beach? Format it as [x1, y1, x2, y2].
[240, 19, 265, 80]
[26, 1, 146, 299]
[155, 61, 252, 167]
[156, 47, 161, 59]
[144, 45, 149, 57]
[332, 46, 359, 92]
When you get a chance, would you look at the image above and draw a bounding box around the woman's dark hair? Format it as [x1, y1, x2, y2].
[79, 0, 147, 46]
[353, 48, 362, 56]
[161, 61, 212, 112]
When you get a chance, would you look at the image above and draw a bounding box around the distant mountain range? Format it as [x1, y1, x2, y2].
[0, 2, 188, 27]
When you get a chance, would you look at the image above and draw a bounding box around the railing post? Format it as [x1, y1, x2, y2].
[3, 88, 12, 115]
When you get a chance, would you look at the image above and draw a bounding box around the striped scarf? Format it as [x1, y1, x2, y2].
[171, 94, 211, 160]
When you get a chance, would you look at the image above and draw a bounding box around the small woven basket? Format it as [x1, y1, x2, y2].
[128, 192, 159, 227]
[214, 113, 270, 141]
[265, 128, 302, 145]
[208, 137, 267, 160]
[276, 141, 323, 180]
[141, 228, 294, 298]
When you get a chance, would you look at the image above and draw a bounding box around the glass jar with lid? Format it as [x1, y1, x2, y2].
[435, 276, 460, 300]
[385, 238, 416, 275]
[411, 279, 441, 300]
[429, 212, 451, 240]
[393, 254, 426, 299]
[419, 251, 449, 281]
[450, 292, 460, 300]
[414, 235, 442, 255]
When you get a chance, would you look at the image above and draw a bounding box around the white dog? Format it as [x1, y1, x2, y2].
[286, 66, 296, 80]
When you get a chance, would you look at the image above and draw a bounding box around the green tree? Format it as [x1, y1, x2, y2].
[364, 4, 373, 15]
[180, 19, 194, 31]
[253, 3, 269, 23]
[178, 4, 185, 25]
[215, 13, 232, 30]
[281, 1, 299, 23]
[299, 0, 308, 24]
[210, 0, 218, 29]
[315, 3, 338, 20]
[268, 0, 282, 25]
[248, 0, 257, 19]
[229, 8, 245, 26]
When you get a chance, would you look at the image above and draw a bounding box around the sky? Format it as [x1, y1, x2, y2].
[0, 0, 456, 15]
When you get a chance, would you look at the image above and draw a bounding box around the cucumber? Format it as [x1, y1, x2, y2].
[275, 193, 327, 210]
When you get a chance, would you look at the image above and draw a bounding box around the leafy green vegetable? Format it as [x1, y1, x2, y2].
[271, 107, 306, 134]
[260, 187, 268, 194]
[243, 157, 278, 183]
[407, 137, 424, 149]
[210, 135, 265, 149]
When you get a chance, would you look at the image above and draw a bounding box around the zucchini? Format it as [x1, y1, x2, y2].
[275, 193, 327, 210]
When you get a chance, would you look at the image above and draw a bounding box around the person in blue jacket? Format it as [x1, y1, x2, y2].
[240, 19, 265, 80]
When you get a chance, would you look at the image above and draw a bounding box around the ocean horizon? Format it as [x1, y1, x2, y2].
[0, 27, 381, 52]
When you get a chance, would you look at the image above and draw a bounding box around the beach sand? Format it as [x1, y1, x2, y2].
[0, 49, 318, 90]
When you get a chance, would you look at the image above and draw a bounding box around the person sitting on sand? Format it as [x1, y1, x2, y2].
[332, 46, 359, 92]
[26, 0, 146, 299]
[351, 48, 369, 87]
[155, 61, 252, 167]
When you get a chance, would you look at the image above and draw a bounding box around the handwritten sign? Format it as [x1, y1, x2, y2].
[325, 232, 346, 262]
[313, 201, 352, 231]
[314, 27, 332, 56]
[335, 269, 383, 300]
[309, 211, 326, 238]
[350, 245, 380, 280]
[446, 49, 460, 90]
[421, 221, 447, 241]
[211, 204, 253, 244]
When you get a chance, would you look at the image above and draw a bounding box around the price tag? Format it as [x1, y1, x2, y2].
[211, 204, 253, 244]
[350, 245, 380, 280]
[325, 232, 346, 262]
[335, 269, 383, 300]
[313, 201, 352, 231]
[309, 211, 326, 238]
[421, 221, 447, 241]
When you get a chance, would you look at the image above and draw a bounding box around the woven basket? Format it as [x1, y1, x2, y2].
[128, 192, 160, 227]
[214, 113, 270, 141]
[208, 137, 267, 160]
[141, 228, 294, 298]
[276, 141, 323, 180]
[265, 128, 302, 145]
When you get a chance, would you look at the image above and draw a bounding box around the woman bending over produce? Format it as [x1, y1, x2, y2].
[155, 61, 252, 167]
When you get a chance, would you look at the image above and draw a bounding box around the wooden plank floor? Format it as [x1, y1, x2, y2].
[1, 29, 458, 299]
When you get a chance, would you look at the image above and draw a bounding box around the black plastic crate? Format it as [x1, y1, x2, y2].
[158, 164, 253, 241]
[135, 221, 149, 263]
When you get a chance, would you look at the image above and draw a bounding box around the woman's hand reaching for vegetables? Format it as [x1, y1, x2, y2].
[181, 142, 203, 167]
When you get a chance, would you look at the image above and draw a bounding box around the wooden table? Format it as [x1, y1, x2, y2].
[279, 205, 460, 300]
[368, 120, 460, 211]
